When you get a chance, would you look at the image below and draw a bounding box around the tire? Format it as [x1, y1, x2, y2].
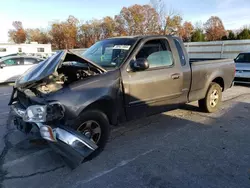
[72, 110, 110, 161]
[198, 82, 222, 113]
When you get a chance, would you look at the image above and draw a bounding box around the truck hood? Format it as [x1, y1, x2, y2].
[15, 50, 106, 88]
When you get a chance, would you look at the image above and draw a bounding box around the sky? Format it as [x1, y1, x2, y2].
[0, 0, 250, 42]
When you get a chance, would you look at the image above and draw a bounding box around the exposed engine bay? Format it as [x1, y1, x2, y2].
[35, 61, 102, 94]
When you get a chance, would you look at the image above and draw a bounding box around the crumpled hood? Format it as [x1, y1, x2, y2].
[15, 50, 106, 88]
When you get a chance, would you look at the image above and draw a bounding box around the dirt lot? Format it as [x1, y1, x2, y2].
[0, 84, 250, 188]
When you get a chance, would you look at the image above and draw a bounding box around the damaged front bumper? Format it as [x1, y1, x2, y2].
[10, 102, 98, 167]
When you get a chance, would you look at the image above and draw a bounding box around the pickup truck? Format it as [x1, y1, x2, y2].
[9, 35, 235, 167]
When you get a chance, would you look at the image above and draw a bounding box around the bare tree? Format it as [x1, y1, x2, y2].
[150, 0, 180, 34]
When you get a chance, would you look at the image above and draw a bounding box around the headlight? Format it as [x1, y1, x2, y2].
[22, 103, 64, 123]
[23, 105, 47, 123]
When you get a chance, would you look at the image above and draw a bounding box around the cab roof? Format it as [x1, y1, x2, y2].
[106, 35, 175, 40]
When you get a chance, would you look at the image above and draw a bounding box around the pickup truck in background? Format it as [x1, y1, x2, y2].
[9, 35, 235, 167]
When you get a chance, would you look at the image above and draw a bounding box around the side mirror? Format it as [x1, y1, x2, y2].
[130, 58, 149, 71]
[234, 58, 236, 62]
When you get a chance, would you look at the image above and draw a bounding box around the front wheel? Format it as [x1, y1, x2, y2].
[73, 110, 110, 161]
[198, 82, 222, 113]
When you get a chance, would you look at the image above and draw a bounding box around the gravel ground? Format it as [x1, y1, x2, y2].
[0, 84, 250, 188]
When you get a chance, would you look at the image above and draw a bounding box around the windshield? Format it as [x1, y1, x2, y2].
[235, 53, 250, 63]
[82, 38, 137, 68]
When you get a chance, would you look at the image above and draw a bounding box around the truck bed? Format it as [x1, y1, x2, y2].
[188, 58, 235, 102]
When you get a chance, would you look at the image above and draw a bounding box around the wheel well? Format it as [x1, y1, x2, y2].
[212, 77, 224, 91]
[83, 99, 115, 125]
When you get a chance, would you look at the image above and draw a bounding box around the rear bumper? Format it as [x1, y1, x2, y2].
[10, 102, 98, 168]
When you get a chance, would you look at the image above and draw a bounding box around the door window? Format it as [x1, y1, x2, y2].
[24, 58, 40, 64]
[3, 58, 22, 66]
[136, 39, 173, 68]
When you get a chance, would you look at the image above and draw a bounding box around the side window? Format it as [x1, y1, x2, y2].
[37, 48, 45, 52]
[24, 58, 39, 64]
[3, 58, 22, 66]
[136, 39, 173, 68]
[174, 39, 186, 66]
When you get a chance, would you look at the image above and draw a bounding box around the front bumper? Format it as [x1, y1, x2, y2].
[234, 71, 250, 84]
[10, 103, 98, 168]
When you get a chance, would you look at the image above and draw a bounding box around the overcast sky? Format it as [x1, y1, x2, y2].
[1, 0, 250, 42]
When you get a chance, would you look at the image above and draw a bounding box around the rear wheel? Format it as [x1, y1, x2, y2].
[73, 110, 110, 161]
[198, 82, 222, 113]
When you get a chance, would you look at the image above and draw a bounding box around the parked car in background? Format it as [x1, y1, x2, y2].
[234, 52, 250, 84]
[0, 56, 44, 83]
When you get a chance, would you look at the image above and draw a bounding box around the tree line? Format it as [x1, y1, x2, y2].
[8, 1, 250, 50]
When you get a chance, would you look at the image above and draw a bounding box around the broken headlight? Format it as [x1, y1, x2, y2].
[23, 103, 64, 123]
[23, 105, 47, 123]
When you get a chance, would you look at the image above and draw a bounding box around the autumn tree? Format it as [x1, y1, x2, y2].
[79, 19, 103, 47]
[101, 16, 116, 38]
[115, 4, 159, 36]
[26, 28, 50, 44]
[8, 21, 26, 43]
[204, 16, 226, 41]
[179, 21, 194, 42]
[78, 22, 91, 48]
[114, 14, 127, 36]
[78, 19, 104, 47]
[50, 15, 79, 49]
[164, 15, 182, 35]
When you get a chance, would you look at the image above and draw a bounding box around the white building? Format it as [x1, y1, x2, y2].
[0, 42, 52, 57]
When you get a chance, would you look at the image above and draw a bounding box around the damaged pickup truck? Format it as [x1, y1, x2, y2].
[9, 35, 235, 167]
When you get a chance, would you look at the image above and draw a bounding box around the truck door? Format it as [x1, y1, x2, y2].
[121, 37, 184, 120]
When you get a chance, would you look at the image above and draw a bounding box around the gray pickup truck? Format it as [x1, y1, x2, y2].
[9, 35, 235, 167]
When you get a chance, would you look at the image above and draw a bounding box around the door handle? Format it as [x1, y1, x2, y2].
[171, 73, 180, 80]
